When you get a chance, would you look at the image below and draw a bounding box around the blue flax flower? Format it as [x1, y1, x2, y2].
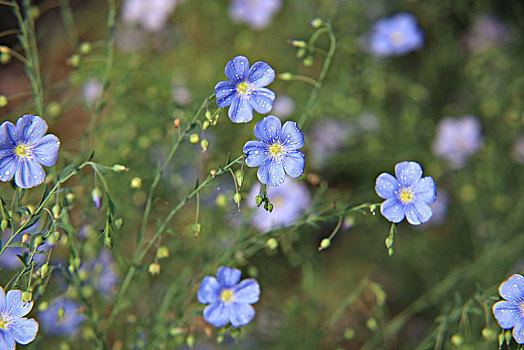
[375, 161, 436, 225]
[215, 55, 275, 123]
[0, 114, 60, 189]
[197, 266, 260, 328]
[493, 274, 524, 344]
[243, 115, 305, 186]
[39, 298, 85, 336]
[0, 287, 39, 349]
[370, 13, 424, 56]
[229, 0, 281, 30]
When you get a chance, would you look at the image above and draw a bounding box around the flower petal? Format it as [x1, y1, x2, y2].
[203, 303, 230, 328]
[0, 331, 15, 350]
[254, 115, 282, 143]
[248, 88, 275, 114]
[413, 176, 436, 203]
[283, 150, 305, 178]
[514, 316, 524, 344]
[16, 115, 48, 145]
[380, 198, 406, 223]
[499, 274, 524, 302]
[215, 81, 237, 108]
[225, 56, 249, 84]
[228, 95, 254, 123]
[395, 161, 423, 187]
[246, 61, 275, 88]
[258, 159, 285, 186]
[243, 141, 267, 168]
[216, 267, 241, 288]
[7, 317, 38, 345]
[2, 122, 18, 145]
[197, 276, 220, 304]
[5, 290, 33, 318]
[0, 287, 5, 313]
[281, 121, 304, 150]
[493, 300, 520, 329]
[233, 279, 260, 304]
[229, 303, 255, 327]
[32, 134, 60, 167]
[14, 158, 45, 189]
[0, 154, 16, 182]
[375, 173, 400, 199]
[405, 201, 433, 225]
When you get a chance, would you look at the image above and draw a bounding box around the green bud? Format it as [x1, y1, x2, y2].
[236, 175, 243, 187]
[0, 95, 8, 108]
[68, 54, 80, 68]
[0, 52, 10, 64]
[234, 192, 242, 204]
[52, 204, 61, 218]
[74, 257, 81, 268]
[451, 334, 463, 346]
[505, 330, 512, 347]
[217, 334, 224, 343]
[112, 164, 128, 172]
[291, 40, 307, 48]
[481, 328, 495, 341]
[366, 318, 378, 331]
[310, 18, 324, 28]
[296, 48, 306, 58]
[79, 42, 91, 54]
[388, 247, 394, 256]
[39, 301, 48, 311]
[130, 177, 142, 189]
[266, 238, 278, 250]
[205, 110, 212, 121]
[255, 195, 263, 207]
[189, 133, 200, 144]
[200, 139, 209, 151]
[215, 194, 227, 207]
[192, 223, 201, 234]
[203, 120, 210, 130]
[115, 218, 123, 229]
[303, 56, 314, 66]
[1, 219, 8, 231]
[320, 238, 331, 250]
[21, 291, 32, 303]
[343, 328, 355, 340]
[157, 246, 169, 259]
[186, 335, 195, 348]
[498, 333, 505, 347]
[279, 72, 293, 81]
[40, 264, 49, 278]
[104, 236, 112, 248]
[267, 203, 274, 212]
[28, 6, 39, 20]
[385, 237, 393, 249]
[33, 236, 43, 249]
[58, 307, 65, 320]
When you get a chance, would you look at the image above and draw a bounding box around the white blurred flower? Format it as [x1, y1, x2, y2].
[229, 0, 281, 30]
[121, 0, 178, 32]
[82, 79, 103, 106]
[271, 94, 295, 119]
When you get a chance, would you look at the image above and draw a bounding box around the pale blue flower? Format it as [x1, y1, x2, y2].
[370, 12, 424, 56]
[197, 266, 260, 328]
[0, 114, 60, 189]
[243, 115, 305, 186]
[375, 161, 436, 225]
[0, 287, 39, 349]
[39, 298, 85, 336]
[229, 0, 281, 30]
[215, 56, 275, 123]
[493, 274, 524, 344]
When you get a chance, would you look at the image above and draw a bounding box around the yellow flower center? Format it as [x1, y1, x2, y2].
[399, 187, 414, 204]
[269, 143, 285, 158]
[15, 144, 32, 158]
[390, 31, 404, 45]
[220, 289, 234, 304]
[273, 195, 284, 208]
[237, 82, 252, 96]
[0, 314, 9, 330]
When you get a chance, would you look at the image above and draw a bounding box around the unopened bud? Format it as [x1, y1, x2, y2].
[52, 204, 61, 218]
[157, 246, 169, 259]
[279, 72, 293, 81]
[186, 335, 195, 348]
[0, 219, 7, 231]
[21, 291, 32, 303]
[203, 120, 210, 130]
[40, 264, 49, 278]
[192, 223, 201, 236]
[319, 238, 331, 250]
[0, 52, 10, 64]
[267, 203, 274, 212]
[33, 236, 43, 249]
[28, 6, 39, 20]
[482, 328, 495, 341]
[79, 42, 91, 54]
[215, 194, 227, 207]
[385, 237, 393, 249]
[309, 18, 324, 28]
[451, 334, 463, 346]
[303, 56, 313, 66]
[115, 218, 123, 229]
[21, 234, 29, 244]
[205, 110, 212, 121]
[0, 46, 8, 53]
[234, 192, 242, 204]
[92, 188, 102, 210]
[174, 118, 181, 128]
[291, 40, 307, 48]
[0, 95, 8, 108]
[344, 328, 355, 340]
[366, 318, 378, 331]
[255, 195, 263, 207]
[38, 301, 48, 311]
[210, 169, 216, 178]
[58, 307, 65, 320]
[66, 193, 75, 202]
[148, 263, 161, 275]
[68, 54, 80, 68]
[200, 139, 209, 151]
[189, 133, 200, 144]
[296, 48, 306, 58]
[130, 177, 142, 189]
[236, 174, 243, 187]
[266, 238, 278, 250]
[112, 164, 128, 172]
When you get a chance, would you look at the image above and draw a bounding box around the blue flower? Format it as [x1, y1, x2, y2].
[243, 115, 305, 186]
[375, 161, 436, 225]
[229, 0, 281, 30]
[248, 179, 310, 232]
[369, 13, 424, 57]
[81, 250, 119, 297]
[432, 115, 483, 169]
[0, 287, 39, 349]
[215, 56, 275, 123]
[493, 274, 524, 344]
[0, 114, 60, 189]
[197, 266, 260, 328]
[39, 298, 85, 336]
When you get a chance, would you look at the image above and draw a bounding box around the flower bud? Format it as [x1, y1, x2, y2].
[319, 238, 331, 250]
[215, 194, 227, 207]
[0, 46, 8, 53]
[366, 318, 378, 331]
[21, 234, 29, 244]
[205, 110, 212, 121]
[21, 291, 32, 303]
[236, 174, 243, 187]
[148, 263, 161, 275]
[234, 192, 242, 204]
[186, 335, 195, 348]
[266, 238, 278, 250]
[310, 18, 324, 28]
[58, 307, 65, 320]
[112, 164, 129, 172]
[210, 169, 216, 178]
[203, 120, 210, 130]
[46, 101, 61, 118]
[66, 193, 75, 202]
[255, 195, 263, 207]
[79, 42, 91, 54]
[303, 56, 314, 66]
[296, 48, 306, 58]
[157, 246, 169, 259]
[200, 139, 209, 151]
[174, 118, 181, 128]
[189, 133, 200, 144]
[0, 95, 8, 108]
[451, 334, 463, 346]
[115, 218, 123, 229]
[291, 40, 307, 48]
[267, 203, 274, 212]
[92, 188, 102, 210]
[38, 301, 48, 311]
[130, 177, 142, 189]
[482, 328, 495, 341]
[279, 72, 293, 81]
[343, 328, 355, 340]
[40, 264, 49, 278]
[192, 223, 201, 236]
[0, 52, 10, 64]
[52, 204, 61, 218]
[33, 236, 43, 249]
[68, 54, 80, 68]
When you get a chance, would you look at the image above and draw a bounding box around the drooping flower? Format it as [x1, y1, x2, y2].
[369, 12, 424, 56]
[229, 0, 281, 30]
[121, 0, 178, 32]
[197, 266, 260, 328]
[375, 161, 437, 225]
[215, 56, 275, 123]
[0, 287, 39, 349]
[493, 274, 524, 344]
[0, 114, 60, 189]
[248, 178, 310, 232]
[243, 115, 305, 186]
[39, 298, 85, 336]
[432, 116, 483, 169]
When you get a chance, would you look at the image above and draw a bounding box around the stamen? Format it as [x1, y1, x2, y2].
[15, 144, 32, 158]
[237, 82, 253, 96]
